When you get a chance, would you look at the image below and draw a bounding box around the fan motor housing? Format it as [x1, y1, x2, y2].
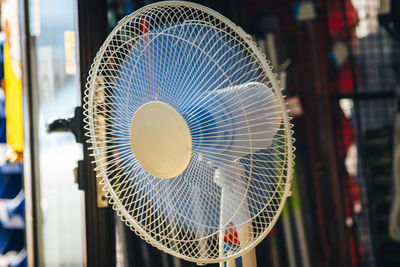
[130, 101, 192, 179]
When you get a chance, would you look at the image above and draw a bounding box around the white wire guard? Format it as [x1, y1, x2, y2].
[84, 1, 294, 264]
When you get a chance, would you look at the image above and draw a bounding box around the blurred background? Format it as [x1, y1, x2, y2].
[0, 0, 399, 266]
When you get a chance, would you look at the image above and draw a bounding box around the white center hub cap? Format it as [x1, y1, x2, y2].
[130, 101, 192, 179]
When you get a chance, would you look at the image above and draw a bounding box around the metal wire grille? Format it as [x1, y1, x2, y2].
[83, 1, 293, 263]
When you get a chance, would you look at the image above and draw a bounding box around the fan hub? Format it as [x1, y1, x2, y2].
[130, 101, 192, 179]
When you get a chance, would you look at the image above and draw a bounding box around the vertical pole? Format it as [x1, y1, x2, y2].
[76, 1, 116, 266]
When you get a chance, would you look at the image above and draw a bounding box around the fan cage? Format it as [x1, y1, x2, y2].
[83, 1, 294, 264]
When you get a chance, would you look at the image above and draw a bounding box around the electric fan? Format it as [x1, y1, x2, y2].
[84, 1, 294, 265]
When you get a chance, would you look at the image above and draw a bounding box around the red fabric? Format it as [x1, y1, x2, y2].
[327, 0, 359, 94]
[348, 176, 361, 206]
[336, 110, 356, 157]
[327, 0, 358, 38]
[224, 222, 240, 246]
[140, 18, 149, 34]
[337, 66, 355, 94]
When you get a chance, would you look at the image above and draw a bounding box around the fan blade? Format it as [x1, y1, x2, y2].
[189, 82, 282, 164]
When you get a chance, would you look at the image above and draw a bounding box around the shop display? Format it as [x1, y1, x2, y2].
[0, 0, 26, 266]
[7, 0, 400, 266]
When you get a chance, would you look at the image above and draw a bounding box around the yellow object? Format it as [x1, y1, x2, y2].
[3, 43, 23, 153]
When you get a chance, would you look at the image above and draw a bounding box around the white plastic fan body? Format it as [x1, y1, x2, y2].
[84, 1, 294, 264]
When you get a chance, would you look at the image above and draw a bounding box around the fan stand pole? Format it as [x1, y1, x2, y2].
[218, 163, 257, 267]
[220, 225, 257, 267]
